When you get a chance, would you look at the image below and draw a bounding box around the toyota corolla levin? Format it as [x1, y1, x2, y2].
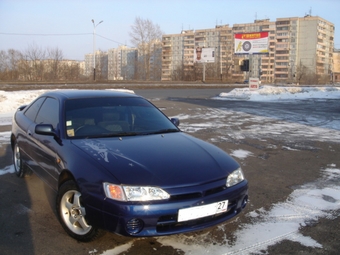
[11, 90, 248, 242]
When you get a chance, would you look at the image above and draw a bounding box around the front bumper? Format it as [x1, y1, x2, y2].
[88, 180, 248, 237]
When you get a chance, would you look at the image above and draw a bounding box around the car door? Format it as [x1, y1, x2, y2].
[17, 97, 47, 170]
[29, 97, 60, 188]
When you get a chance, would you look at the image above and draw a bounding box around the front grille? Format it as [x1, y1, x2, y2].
[170, 192, 202, 200]
[170, 184, 227, 201]
[204, 185, 227, 196]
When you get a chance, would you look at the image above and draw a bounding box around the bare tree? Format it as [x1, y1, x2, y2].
[171, 65, 184, 81]
[129, 17, 163, 80]
[46, 47, 64, 81]
[1, 44, 83, 82]
[25, 43, 46, 81]
[0, 50, 6, 80]
[59, 61, 81, 81]
[0, 49, 22, 81]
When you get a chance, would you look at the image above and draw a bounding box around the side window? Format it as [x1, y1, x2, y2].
[35, 97, 59, 129]
[24, 97, 46, 122]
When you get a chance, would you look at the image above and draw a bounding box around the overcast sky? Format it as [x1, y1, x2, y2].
[1, 0, 339, 61]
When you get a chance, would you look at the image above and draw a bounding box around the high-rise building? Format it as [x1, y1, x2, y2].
[232, 19, 275, 82]
[108, 46, 137, 80]
[162, 26, 234, 81]
[333, 49, 340, 83]
[161, 15, 335, 84]
[162, 30, 197, 81]
[147, 40, 163, 81]
[84, 50, 108, 80]
[275, 15, 334, 84]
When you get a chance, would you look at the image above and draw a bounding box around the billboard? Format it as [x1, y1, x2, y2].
[194, 47, 215, 63]
[234, 32, 269, 54]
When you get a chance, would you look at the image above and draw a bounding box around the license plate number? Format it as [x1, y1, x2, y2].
[178, 200, 228, 222]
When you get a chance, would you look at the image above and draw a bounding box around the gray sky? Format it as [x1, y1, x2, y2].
[1, 0, 339, 60]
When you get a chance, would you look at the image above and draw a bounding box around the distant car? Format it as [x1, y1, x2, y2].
[11, 90, 248, 242]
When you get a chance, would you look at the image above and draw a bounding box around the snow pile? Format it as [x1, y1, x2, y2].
[216, 85, 340, 101]
[0, 90, 48, 114]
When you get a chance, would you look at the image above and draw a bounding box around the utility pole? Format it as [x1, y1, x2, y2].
[92, 19, 103, 81]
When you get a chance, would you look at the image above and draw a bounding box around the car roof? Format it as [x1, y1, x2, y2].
[40, 89, 139, 100]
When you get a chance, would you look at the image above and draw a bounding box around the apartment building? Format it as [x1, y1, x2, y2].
[108, 46, 137, 80]
[275, 15, 334, 84]
[85, 43, 161, 81]
[84, 50, 108, 79]
[136, 40, 162, 81]
[333, 49, 340, 83]
[232, 19, 276, 82]
[161, 15, 335, 84]
[148, 41, 163, 80]
[162, 30, 194, 81]
[197, 25, 237, 81]
[162, 26, 234, 81]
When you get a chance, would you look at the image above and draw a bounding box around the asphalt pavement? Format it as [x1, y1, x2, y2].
[1, 87, 340, 255]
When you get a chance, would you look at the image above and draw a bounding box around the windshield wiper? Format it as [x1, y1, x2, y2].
[142, 128, 180, 135]
[110, 132, 140, 137]
[89, 132, 139, 138]
[81, 129, 179, 138]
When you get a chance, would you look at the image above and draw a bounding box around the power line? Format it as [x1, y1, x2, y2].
[0, 32, 91, 36]
[96, 34, 132, 47]
[0, 32, 133, 48]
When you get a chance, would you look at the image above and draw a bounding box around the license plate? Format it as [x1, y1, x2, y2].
[178, 200, 228, 222]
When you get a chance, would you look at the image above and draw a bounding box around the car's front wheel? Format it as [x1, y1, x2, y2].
[56, 180, 100, 242]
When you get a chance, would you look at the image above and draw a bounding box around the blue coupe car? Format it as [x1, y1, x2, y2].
[11, 90, 248, 242]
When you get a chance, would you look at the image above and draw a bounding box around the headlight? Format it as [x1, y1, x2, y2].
[226, 168, 244, 187]
[103, 183, 170, 201]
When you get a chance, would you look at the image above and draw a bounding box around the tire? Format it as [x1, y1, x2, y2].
[56, 180, 100, 242]
[13, 141, 28, 178]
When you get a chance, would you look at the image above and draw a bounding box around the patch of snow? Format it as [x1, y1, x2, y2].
[230, 149, 253, 159]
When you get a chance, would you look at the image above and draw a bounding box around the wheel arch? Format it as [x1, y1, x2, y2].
[10, 134, 16, 151]
[58, 170, 76, 190]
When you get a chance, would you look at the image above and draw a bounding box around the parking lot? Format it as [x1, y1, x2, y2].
[1, 87, 340, 255]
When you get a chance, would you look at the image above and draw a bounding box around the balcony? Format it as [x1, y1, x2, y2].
[275, 68, 289, 74]
[317, 57, 326, 63]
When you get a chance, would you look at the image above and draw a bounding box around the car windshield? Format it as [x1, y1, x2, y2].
[64, 96, 179, 138]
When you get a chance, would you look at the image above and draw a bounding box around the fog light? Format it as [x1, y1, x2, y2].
[242, 195, 248, 209]
[126, 218, 144, 234]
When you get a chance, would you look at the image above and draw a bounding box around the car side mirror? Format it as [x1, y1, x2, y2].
[35, 124, 62, 144]
[35, 124, 56, 136]
[170, 118, 180, 126]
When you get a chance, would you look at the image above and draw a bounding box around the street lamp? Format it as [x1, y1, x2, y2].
[92, 19, 103, 81]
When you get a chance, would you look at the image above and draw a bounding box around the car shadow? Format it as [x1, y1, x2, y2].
[0, 144, 35, 255]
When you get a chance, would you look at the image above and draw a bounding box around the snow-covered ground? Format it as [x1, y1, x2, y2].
[1, 85, 340, 254]
[216, 85, 340, 101]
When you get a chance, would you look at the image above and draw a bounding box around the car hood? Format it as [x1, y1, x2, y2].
[71, 133, 239, 187]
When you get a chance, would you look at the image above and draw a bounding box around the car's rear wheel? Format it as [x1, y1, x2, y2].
[56, 180, 100, 242]
[13, 141, 28, 178]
